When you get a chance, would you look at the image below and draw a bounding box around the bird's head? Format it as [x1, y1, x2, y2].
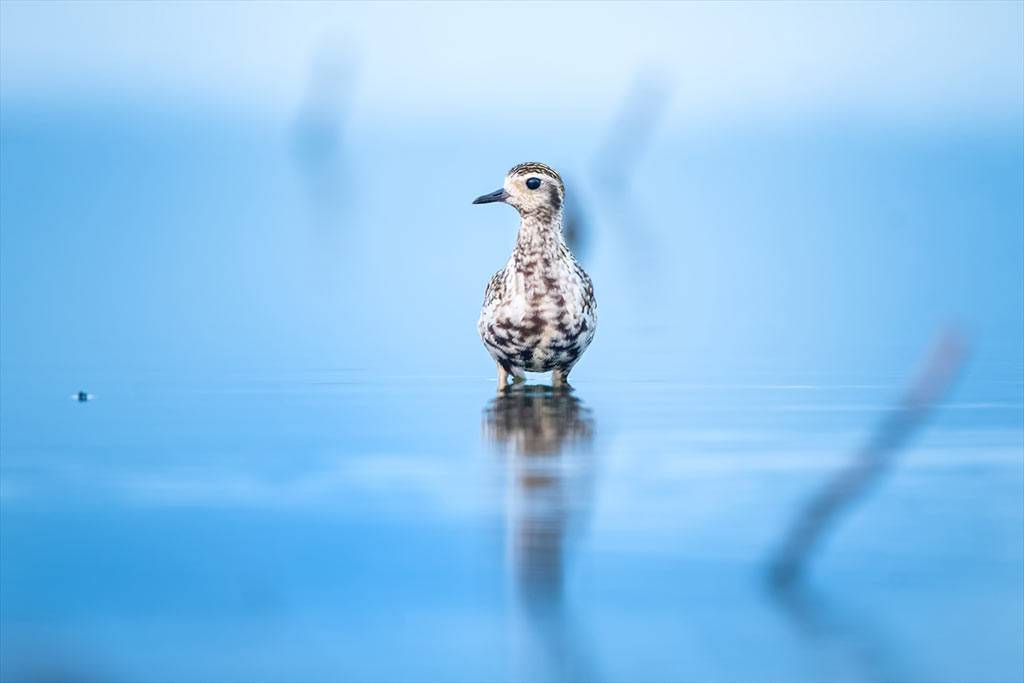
[473, 162, 565, 220]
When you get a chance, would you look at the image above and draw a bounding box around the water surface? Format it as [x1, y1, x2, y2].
[1, 368, 1020, 682]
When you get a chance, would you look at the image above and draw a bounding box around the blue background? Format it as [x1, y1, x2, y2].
[1, 2, 1021, 682]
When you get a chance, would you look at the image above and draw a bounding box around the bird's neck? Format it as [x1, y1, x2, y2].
[513, 210, 565, 258]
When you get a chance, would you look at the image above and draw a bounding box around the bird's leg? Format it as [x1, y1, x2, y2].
[497, 364, 509, 393]
[552, 367, 570, 388]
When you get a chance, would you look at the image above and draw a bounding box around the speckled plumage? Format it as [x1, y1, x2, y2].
[474, 163, 596, 388]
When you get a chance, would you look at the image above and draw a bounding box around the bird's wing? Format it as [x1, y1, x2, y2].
[483, 269, 505, 307]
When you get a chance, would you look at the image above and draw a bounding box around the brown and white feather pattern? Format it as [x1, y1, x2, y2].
[478, 194, 596, 377]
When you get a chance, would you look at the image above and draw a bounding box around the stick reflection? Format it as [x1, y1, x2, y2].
[766, 327, 968, 682]
[483, 385, 597, 681]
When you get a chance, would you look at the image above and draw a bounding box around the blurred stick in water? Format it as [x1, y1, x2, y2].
[592, 70, 670, 191]
[565, 71, 668, 265]
[560, 174, 590, 264]
[292, 40, 355, 221]
[590, 70, 671, 310]
[769, 327, 969, 587]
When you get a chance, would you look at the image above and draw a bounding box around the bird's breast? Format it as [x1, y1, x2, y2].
[478, 262, 595, 372]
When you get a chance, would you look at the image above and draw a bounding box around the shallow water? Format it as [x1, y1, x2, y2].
[1, 368, 1021, 682]
[1, 80, 1022, 681]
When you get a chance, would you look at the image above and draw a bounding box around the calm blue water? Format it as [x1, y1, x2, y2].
[1, 370, 1021, 682]
[1, 101, 1022, 682]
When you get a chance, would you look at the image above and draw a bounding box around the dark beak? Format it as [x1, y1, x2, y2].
[472, 188, 508, 205]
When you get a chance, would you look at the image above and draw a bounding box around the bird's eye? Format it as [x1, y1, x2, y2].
[526, 177, 541, 190]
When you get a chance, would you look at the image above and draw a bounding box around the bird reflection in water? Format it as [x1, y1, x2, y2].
[483, 385, 598, 682]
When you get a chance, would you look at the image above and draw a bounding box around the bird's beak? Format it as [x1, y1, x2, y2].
[472, 188, 508, 205]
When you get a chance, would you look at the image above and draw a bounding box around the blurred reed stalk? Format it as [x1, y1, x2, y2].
[769, 326, 969, 587]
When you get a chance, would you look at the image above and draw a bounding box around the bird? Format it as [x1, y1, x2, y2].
[473, 163, 597, 392]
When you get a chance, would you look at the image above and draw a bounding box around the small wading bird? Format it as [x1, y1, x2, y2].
[474, 163, 597, 392]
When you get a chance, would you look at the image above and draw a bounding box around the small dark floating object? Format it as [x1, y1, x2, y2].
[76, 391, 90, 402]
